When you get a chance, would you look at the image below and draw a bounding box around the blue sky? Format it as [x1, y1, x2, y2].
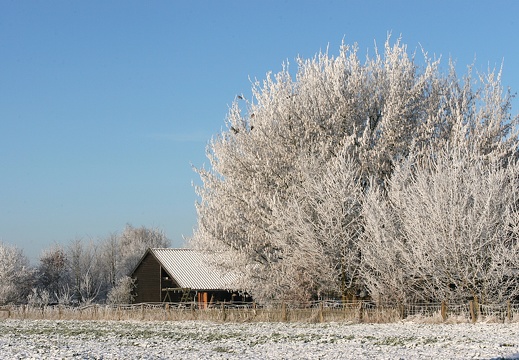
[1, 1, 518, 262]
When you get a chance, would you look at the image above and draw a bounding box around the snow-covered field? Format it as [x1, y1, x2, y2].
[1, 319, 519, 359]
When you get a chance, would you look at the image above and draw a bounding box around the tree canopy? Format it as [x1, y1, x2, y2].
[192, 36, 519, 304]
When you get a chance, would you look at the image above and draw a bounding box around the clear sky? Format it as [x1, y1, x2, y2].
[1, 1, 518, 262]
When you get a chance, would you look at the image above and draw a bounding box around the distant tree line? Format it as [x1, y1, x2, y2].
[191, 36, 519, 305]
[0, 224, 169, 306]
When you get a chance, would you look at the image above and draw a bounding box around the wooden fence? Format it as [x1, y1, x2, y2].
[2, 299, 519, 323]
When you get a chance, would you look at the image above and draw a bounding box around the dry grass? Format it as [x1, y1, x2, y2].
[2, 301, 518, 324]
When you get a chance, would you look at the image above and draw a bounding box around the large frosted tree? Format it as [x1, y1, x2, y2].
[192, 36, 518, 303]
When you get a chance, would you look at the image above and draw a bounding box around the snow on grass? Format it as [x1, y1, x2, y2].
[1, 319, 519, 359]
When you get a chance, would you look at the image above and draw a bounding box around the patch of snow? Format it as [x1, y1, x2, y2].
[1, 320, 519, 359]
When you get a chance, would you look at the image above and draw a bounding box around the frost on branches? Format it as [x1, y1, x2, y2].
[0, 242, 33, 305]
[362, 146, 519, 304]
[192, 36, 519, 304]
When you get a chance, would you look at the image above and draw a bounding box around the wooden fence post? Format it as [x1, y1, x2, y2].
[469, 300, 476, 323]
[507, 300, 511, 322]
[141, 303, 145, 320]
[441, 300, 447, 322]
[281, 302, 287, 322]
[399, 303, 406, 320]
[474, 296, 479, 321]
[319, 301, 324, 323]
[221, 302, 226, 321]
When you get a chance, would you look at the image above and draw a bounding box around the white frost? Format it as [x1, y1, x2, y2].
[1, 320, 519, 359]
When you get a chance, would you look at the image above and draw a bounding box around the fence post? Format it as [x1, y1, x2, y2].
[165, 303, 170, 321]
[281, 302, 287, 322]
[441, 300, 447, 322]
[319, 301, 324, 323]
[141, 303, 145, 320]
[358, 301, 363, 322]
[474, 296, 479, 322]
[507, 300, 511, 322]
[399, 303, 406, 320]
[221, 302, 226, 321]
[469, 300, 476, 323]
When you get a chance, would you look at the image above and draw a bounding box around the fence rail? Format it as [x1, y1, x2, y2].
[2, 300, 519, 323]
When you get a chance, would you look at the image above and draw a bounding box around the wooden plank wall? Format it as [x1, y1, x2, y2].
[132, 253, 161, 303]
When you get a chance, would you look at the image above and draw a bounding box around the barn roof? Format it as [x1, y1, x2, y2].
[147, 248, 239, 291]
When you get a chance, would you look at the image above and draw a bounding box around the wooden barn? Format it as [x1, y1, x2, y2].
[130, 248, 248, 306]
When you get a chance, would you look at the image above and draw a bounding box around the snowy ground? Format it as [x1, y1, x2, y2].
[1, 319, 519, 359]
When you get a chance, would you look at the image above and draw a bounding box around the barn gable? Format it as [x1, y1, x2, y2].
[131, 250, 163, 303]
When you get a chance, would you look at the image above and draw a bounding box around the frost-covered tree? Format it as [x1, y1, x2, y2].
[27, 288, 50, 307]
[361, 146, 519, 304]
[67, 238, 104, 304]
[263, 150, 364, 301]
[106, 276, 136, 304]
[0, 242, 34, 305]
[98, 233, 119, 288]
[192, 35, 518, 303]
[36, 245, 69, 303]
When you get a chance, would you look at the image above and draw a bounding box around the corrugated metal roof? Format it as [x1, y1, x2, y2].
[150, 248, 239, 291]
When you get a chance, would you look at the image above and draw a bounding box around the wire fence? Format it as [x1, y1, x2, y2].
[2, 300, 519, 323]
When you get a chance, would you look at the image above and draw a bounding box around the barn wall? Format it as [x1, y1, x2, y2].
[132, 252, 161, 303]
